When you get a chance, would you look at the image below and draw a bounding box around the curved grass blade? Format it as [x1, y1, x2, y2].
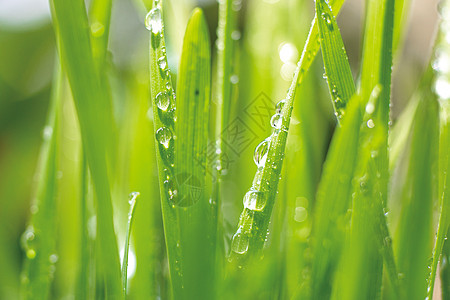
[316, 0, 355, 123]
[50, 0, 122, 296]
[122, 192, 139, 299]
[148, 4, 215, 299]
[395, 92, 439, 300]
[20, 64, 61, 300]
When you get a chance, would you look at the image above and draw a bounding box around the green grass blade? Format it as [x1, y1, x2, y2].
[309, 93, 363, 299]
[20, 64, 61, 300]
[122, 192, 139, 299]
[296, 0, 345, 86]
[89, 0, 112, 63]
[50, 0, 122, 297]
[395, 94, 439, 300]
[229, 62, 302, 264]
[76, 153, 91, 300]
[316, 0, 355, 123]
[148, 4, 215, 299]
[332, 90, 386, 299]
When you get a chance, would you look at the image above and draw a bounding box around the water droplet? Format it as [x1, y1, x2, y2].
[275, 99, 286, 114]
[230, 74, 239, 84]
[243, 190, 266, 211]
[321, 12, 334, 30]
[254, 138, 270, 168]
[90, 21, 105, 37]
[146, 7, 163, 48]
[155, 91, 170, 111]
[145, 7, 162, 34]
[26, 249, 36, 259]
[365, 102, 375, 114]
[270, 113, 282, 129]
[156, 127, 173, 148]
[367, 119, 375, 128]
[42, 126, 53, 141]
[231, 30, 241, 41]
[49, 254, 59, 264]
[231, 228, 249, 254]
[158, 56, 168, 78]
[294, 207, 308, 222]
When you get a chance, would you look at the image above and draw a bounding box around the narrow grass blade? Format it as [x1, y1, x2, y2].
[148, 4, 215, 299]
[332, 90, 386, 300]
[89, 0, 112, 64]
[75, 155, 92, 300]
[316, 0, 355, 123]
[309, 93, 363, 299]
[50, 0, 122, 296]
[395, 93, 439, 299]
[229, 62, 302, 263]
[427, 1, 450, 293]
[122, 192, 139, 299]
[296, 0, 345, 86]
[20, 64, 61, 300]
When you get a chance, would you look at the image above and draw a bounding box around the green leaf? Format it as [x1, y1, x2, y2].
[309, 93, 363, 299]
[395, 93, 439, 299]
[148, 5, 215, 299]
[316, 0, 355, 123]
[122, 192, 139, 299]
[20, 64, 61, 300]
[50, 0, 121, 296]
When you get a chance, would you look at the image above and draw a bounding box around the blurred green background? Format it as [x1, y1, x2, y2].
[0, 0, 440, 298]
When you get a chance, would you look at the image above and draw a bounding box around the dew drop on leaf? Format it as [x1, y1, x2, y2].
[155, 91, 170, 111]
[243, 190, 266, 211]
[231, 228, 249, 255]
[254, 138, 270, 168]
[156, 127, 173, 148]
[270, 113, 283, 129]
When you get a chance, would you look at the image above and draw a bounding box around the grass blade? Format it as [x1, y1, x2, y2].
[122, 192, 139, 299]
[316, 0, 355, 123]
[148, 4, 215, 298]
[309, 93, 363, 299]
[50, 0, 122, 296]
[395, 91, 439, 299]
[20, 64, 61, 300]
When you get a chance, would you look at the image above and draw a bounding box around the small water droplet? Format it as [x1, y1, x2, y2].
[365, 102, 375, 114]
[367, 119, 375, 128]
[243, 190, 266, 211]
[275, 99, 286, 114]
[26, 249, 36, 259]
[294, 206, 308, 222]
[42, 126, 53, 141]
[231, 30, 241, 41]
[254, 138, 270, 168]
[231, 228, 249, 254]
[270, 113, 282, 129]
[230, 74, 239, 84]
[321, 12, 334, 30]
[156, 127, 173, 148]
[155, 91, 170, 111]
[49, 254, 59, 264]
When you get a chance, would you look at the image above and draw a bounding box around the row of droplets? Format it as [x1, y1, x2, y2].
[146, 4, 180, 207]
[230, 97, 289, 255]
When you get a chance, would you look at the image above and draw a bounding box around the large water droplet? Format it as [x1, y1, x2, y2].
[243, 190, 266, 211]
[156, 91, 170, 111]
[145, 7, 162, 35]
[270, 113, 282, 129]
[156, 127, 173, 148]
[254, 138, 270, 168]
[231, 228, 249, 254]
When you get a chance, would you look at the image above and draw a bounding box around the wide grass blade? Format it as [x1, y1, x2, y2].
[316, 0, 355, 123]
[20, 64, 61, 300]
[309, 93, 362, 299]
[395, 92, 439, 300]
[148, 4, 215, 298]
[50, 0, 122, 296]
